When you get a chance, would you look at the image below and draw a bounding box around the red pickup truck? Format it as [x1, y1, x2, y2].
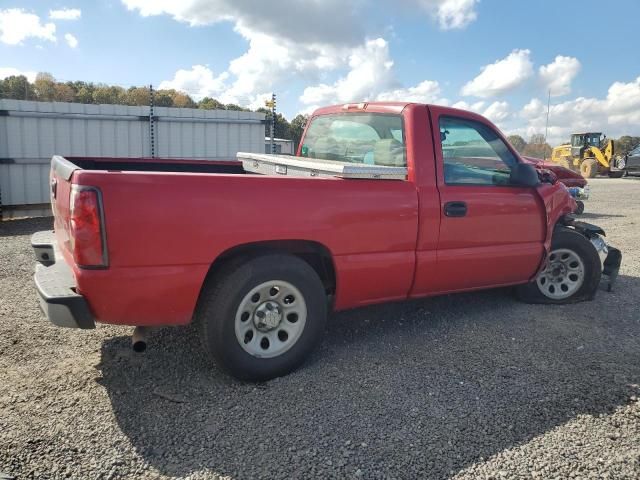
[33, 102, 621, 380]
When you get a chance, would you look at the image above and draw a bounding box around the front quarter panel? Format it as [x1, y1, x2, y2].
[535, 182, 577, 252]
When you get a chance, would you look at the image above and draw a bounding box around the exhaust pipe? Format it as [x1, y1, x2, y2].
[132, 326, 150, 353]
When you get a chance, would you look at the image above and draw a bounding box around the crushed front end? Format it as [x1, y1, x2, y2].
[560, 216, 622, 292]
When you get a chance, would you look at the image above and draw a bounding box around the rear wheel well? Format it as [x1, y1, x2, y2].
[204, 240, 336, 296]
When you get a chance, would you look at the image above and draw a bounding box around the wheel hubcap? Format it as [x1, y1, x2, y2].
[253, 301, 282, 331]
[235, 280, 307, 358]
[536, 248, 585, 300]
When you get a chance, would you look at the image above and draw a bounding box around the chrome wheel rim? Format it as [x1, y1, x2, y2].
[617, 156, 626, 169]
[536, 248, 585, 300]
[234, 280, 307, 358]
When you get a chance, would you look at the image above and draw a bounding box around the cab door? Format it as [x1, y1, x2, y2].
[428, 106, 545, 292]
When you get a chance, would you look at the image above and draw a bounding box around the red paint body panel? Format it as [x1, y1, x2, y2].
[49, 101, 577, 327]
[62, 169, 419, 324]
[415, 105, 546, 293]
[522, 156, 588, 188]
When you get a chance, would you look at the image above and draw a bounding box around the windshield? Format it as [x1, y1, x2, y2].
[572, 134, 601, 147]
[300, 113, 406, 167]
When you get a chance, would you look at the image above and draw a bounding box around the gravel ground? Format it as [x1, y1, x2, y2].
[1, 177, 639, 479]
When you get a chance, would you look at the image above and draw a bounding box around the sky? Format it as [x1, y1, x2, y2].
[1, 0, 639, 144]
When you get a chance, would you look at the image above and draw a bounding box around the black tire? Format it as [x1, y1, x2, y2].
[608, 170, 625, 178]
[580, 158, 599, 178]
[516, 227, 601, 304]
[574, 200, 585, 215]
[195, 253, 327, 381]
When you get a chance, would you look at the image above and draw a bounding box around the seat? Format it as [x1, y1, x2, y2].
[373, 139, 406, 166]
[311, 137, 340, 160]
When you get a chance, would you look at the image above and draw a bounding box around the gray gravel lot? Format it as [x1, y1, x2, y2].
[1, 178, 639, 479]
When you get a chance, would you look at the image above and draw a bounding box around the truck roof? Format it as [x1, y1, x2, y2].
[312, 102, 410, 115]
[312, 102, 476, 117]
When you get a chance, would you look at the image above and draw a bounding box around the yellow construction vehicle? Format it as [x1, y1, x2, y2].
[550, 132, 624, 178]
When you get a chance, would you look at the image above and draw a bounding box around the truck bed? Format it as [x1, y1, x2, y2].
[47, 154, 420, 326]
[67, 156, 245, 174]
[70, 154, 409, 181]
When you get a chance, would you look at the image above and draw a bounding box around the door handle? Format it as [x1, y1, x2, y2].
[444, 201, 467, 217]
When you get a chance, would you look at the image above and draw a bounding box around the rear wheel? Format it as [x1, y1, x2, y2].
[557, 157, 572, 170]
[608, 155, 626, 178]
[196, 254, 327, 381]
[516, 228, 601, 304]
[579, 158, 599, 178]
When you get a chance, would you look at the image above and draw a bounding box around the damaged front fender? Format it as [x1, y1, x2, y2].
[559, 215, 622, 292]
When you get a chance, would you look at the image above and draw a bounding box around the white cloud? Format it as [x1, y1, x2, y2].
[606, 76, 640, 116]
[49, 8, 81, 20]
[451, 100, 510, 127]
[300, 39, 395, 106]
[121, 0, 361, 46]
[514, 75, 640, 144]
[410, 0, 479, 30]
[128, 0, 365, 108]
[0, 67, 38, 82]
[483, 100, 510, 123]
[299, 38, 447, 114]
[64, 33, 78, 48]
[129, 0, 480, 110]
[377, 80, 444, 103]
[0, 8, 56, 45]
[158, 65, 229, 99]
[539, 56, 580, 96]
[452, 100, 485, 111]
[461, 49, 533, 98]
[219, 25, 350, 106]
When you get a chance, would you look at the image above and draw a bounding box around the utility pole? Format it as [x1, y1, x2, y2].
[265, 93, 276, 154]
[149, 84, 155, 158]
[543, 89, 551, 161]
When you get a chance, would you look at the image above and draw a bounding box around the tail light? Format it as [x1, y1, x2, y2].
[69, 186, 108, 268]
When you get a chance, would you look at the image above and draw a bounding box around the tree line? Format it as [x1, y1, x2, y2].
[2, 73, 637, 156]
[507, 134, 640, 159]
[0, 73, 309, 149]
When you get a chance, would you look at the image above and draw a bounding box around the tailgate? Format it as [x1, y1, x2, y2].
[50, 155, 80, 261]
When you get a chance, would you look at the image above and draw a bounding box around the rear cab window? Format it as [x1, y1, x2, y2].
[300, 113, 406, 167]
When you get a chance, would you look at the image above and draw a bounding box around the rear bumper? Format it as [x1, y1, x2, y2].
[32, 231, 95, 329]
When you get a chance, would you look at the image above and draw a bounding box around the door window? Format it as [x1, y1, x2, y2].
[439, 117, 518, 186]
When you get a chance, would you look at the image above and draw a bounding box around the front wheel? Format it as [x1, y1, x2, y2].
[196, 254, 327, 381]
[608, 156, 626, 178]
[580, 158, 599, 178]
[516, 228, 601, 304]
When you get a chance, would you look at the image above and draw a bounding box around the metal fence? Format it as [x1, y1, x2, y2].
[0, 99, 265, 218]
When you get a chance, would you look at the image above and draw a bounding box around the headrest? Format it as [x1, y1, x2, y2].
[374, 139, 405, 166]
[313, 137, 338, 154]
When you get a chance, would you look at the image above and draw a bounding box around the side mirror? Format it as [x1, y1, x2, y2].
[510, 163, 540, 187]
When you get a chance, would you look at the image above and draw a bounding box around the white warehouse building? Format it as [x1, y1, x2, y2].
[264, 137, 294, 155]
[0, 99, 266, 219]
